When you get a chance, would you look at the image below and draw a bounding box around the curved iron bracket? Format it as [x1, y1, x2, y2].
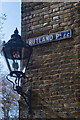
[6, 74, 32, 114]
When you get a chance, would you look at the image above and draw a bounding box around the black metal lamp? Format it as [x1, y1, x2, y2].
[2, 28, 33, 114]
[2, 28, 32, 77]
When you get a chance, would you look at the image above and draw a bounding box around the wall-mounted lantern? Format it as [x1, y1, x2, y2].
[2, 28, 33, 114]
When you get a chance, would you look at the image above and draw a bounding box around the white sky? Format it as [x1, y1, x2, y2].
[1, 1, 21, 42]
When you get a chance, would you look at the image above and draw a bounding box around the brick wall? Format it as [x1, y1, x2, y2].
[21, 2, 80, 119]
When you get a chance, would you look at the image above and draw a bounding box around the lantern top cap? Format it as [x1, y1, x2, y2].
[11, 28, 21, 39]
[14, 28, 19, 34]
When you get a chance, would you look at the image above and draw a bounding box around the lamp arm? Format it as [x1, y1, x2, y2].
[21, 92, 28, 104]
[6, 74, 17, 90]
[26, 55, 31, 70]
[16, 85, 32, 114]
[22, 88, 32, 114]
[6, 74, 32, 114]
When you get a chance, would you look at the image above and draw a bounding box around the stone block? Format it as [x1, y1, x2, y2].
[53, 16, 59, 21]
[44, 14, 49, 19]
[60, 4, 72, 10]
[53, 7, 59, 12]
[53, 24, 59, 29]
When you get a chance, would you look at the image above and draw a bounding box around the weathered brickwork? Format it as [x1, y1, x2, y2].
[21, 2, 80, 119]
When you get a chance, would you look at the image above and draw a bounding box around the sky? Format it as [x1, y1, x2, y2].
[0, 1, 21, 118]
[0, 1, 21, 42]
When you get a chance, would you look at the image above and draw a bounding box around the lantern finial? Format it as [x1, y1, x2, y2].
[14, 28, 19, 34]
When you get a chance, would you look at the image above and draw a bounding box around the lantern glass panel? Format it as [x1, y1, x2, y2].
[3, 46, 31, 73]
[8, 59, 20, 71]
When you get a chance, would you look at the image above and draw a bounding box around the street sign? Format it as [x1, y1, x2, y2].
[27, 29, 71, 46]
